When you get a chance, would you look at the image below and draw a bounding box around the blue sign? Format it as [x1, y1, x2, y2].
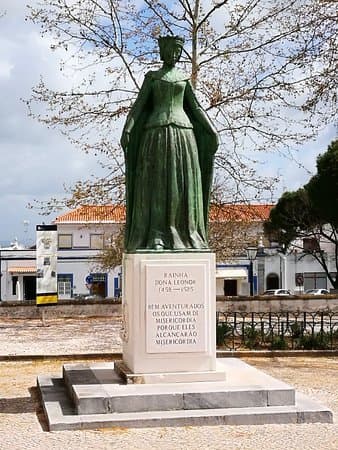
[85, 274, 93, 285]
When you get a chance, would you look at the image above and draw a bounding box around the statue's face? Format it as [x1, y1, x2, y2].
[160, 42, 182, 66]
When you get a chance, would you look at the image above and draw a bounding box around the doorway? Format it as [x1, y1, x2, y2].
[91, 273, 107, 298]
[224, 279, 237, 296]
[266, 273, 279, 290]
[24, 276, 36, 300]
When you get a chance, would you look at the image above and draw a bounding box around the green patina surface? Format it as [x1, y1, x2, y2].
[121, 36, 218, 252]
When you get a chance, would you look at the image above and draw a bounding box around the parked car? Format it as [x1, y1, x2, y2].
[262, 289, 292, 296]
[305, 289, 329, 295]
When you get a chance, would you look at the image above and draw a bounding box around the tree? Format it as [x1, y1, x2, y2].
[26, 0, 338, 215]
[264, 140, 338, 289]
[209, 199, 272, 261]
[95, 202, 270, 268]
[306, 139, 338, 227]
[96, 224, 125, 271]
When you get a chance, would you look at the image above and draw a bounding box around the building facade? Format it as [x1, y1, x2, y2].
[0, 206, 124, 301]
[0, 204, 336, 301]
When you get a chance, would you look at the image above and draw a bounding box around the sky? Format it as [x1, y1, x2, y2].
[0, 1, 104, 247]
[0, 1, 336, 247]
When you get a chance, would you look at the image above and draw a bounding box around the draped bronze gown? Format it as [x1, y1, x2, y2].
[122, 68, 217, 252]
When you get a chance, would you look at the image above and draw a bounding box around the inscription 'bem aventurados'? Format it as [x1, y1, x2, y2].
[146, 264, 207, 353]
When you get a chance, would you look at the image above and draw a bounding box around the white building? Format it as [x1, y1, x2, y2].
[0, 206, 124, 301]
[0, 204, 336, 301]
[53, 205, 124, 299]
[0, 239, 37, 301]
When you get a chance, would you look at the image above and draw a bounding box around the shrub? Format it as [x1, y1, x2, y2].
[270, 335, 289, 350]
[290, 322, 303, 338]
[299, 332, 331, 350]
[216, 322, 233, 347]
[244, 325, 261, 349]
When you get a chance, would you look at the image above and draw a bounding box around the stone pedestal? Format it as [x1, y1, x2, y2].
[35, 253, 333, 431]
[121, 252, 219, 378]
[37, 358, 333, 430]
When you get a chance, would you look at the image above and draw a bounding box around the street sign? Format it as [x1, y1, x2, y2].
[85, 274, 93, 285]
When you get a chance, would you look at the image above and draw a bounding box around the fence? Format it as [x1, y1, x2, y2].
[216, 311, 338, 350]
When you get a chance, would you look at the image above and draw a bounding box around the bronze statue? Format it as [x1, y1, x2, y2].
[121, 36, 218, 252]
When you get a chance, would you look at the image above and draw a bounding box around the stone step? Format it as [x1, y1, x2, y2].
[61, 359, 296, 415]
[37, 375, 333, 431]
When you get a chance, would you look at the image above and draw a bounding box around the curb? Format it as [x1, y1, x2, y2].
[217, 350, 338, 358]
[0, 350, 337, 362]
[0, 353, 123, 362]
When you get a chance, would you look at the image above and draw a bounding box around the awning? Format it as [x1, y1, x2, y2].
[216, 268, 247, 279]
[8, 266, 36, 274]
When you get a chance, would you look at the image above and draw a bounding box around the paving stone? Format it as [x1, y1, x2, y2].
[0, 318, 337, 449]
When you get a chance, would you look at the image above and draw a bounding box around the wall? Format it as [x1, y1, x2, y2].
[216, 296, 338, 313]
[1, 296, 337, 319]
[0, 299, 121, 319]
[58, 223, 121, 249]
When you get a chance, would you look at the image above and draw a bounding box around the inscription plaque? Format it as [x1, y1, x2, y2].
[146, 264, 207, 353]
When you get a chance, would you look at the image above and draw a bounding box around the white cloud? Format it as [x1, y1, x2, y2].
[0, 60, 14, 78]
[0, 1, 105, 244]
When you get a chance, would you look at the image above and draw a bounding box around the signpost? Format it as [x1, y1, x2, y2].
[36, 224, 58, 305]
[85, 274, 93, 294]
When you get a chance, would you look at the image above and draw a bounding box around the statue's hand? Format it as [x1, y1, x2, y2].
[121, 131, 130, 150]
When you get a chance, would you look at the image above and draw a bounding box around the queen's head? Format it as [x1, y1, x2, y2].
[158, 35, 184, 67]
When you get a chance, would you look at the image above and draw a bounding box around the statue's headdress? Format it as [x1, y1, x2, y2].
[158, 35, 185, 50]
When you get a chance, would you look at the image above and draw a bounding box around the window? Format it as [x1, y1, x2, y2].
[90, 234, 104, 249]
[303, 238, 320, 252]
[58, 282, 72, 297]
[304, 272, 327, 290]
[91, 273, 107, 283]
[58, 274, 73, 299]
[58, 234, 72, 249]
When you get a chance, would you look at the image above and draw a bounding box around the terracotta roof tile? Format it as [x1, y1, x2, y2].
[54, 205, 125, 223]
[209, 204, 273, 222]
[55, 204, 273, 224]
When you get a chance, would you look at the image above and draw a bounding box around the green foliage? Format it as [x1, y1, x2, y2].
[244, 325, 261, 349]
[264, 139, 338, 288]
[216, 322, 233, 347]
[270, 335, 288, 350]
[264, 188, 318, 248]
[299, 332, 331, 350]
[306, 139, 338, 227]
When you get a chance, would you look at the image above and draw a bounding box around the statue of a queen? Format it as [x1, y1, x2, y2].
[121, 35, 218, 252]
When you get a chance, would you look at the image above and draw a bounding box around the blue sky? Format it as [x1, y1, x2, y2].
[0, 1, 336, 246]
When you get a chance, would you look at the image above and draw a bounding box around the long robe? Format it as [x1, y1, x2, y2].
[122, 68, 218, 252]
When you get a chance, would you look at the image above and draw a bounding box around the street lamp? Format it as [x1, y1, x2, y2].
[246, 246, 258, 296]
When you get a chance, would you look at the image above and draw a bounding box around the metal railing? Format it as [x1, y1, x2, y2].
[216, 311, 338, 350]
